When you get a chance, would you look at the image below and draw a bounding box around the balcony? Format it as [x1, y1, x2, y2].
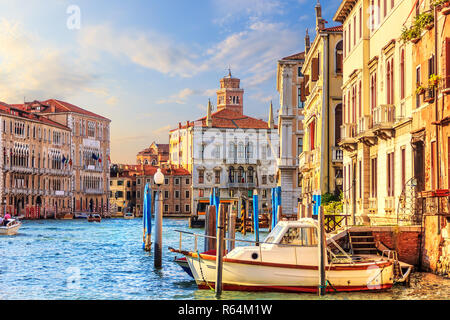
[298, 150, 319, 172]
[357, 115, 377, 146]
[339, 123, 357, 152]
[83, 189, 104, 195]
[226, 182, 256, 189]
[331, 147, 343, 162]
[372, 105, 395, 140]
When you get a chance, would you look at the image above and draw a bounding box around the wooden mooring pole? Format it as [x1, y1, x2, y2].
[318, 206, 326, 296]
[215, 204, 226, 298]
[205, 205, 216, 252]
[227, 206, 236, 252]
[154, 191, 163, 269]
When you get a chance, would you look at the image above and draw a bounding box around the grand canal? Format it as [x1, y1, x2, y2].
[0, 218, 448, 300]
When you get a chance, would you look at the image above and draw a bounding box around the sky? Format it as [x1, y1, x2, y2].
[0, 0, 341, 163]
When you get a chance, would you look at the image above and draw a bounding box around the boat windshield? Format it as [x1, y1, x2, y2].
[263, 225, 284, 243]
[280, 227, 318, 246]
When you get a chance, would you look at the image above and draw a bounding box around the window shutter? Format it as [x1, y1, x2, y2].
[311, 58, 319, 81]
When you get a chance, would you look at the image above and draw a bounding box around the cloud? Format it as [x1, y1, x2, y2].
[0, 19, 96, 103]
[78, 24, 201, 78]
[153, 125, 172, 135]
[205, 21, 301, 87]
[212, 0, 284, 26]
[156, 88, 196, 105]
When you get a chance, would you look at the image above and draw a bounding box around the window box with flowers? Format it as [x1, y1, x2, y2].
[432, 0, 450, 14]
[415, 85, 426, 95]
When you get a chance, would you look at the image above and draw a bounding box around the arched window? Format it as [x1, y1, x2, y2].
[247, 167, 254, 184]
[335, 40, 343, 74]
[238, 142, 244, 159]
[238, 167, 244, 183]
[228, 166, 235, 183]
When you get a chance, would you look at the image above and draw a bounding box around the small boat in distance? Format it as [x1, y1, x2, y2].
[124, 211, 134, 220]
[0, 219, 22, 236]
[87, 214, 102, 223]
[62, 213, 74, 220]
[74, 212, 89, 219]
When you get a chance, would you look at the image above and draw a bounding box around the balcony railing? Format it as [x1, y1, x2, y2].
[331, 147, 343, 162]
[226, 182, 256, 189]
[357, 115, 373, 135]
[340, 123, 357, 139]
[373, 104, 395, 127]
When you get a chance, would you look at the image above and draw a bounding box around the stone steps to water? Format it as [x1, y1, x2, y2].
[349, 230, 378, 255]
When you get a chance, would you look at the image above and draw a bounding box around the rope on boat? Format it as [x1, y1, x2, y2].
[196, 250, 215, 292]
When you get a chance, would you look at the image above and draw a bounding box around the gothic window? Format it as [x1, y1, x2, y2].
[247, 167, 254, 184]
[229, 167, 235, 183]
[238, 142, 244, 159]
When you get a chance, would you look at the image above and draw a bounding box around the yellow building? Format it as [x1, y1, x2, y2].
[334, 0, 415, 225]
[276, 51, 306, 216]
[299, 2, 343, 217]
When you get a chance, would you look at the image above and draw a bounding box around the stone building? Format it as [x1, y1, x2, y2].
[136, 142, 169, 166]
[109, 164, 138, 216]
[109, 164, 191, 217]
[407, 0, 450, 274]
[19, 99, 111, 214]
[334, 0, 416, 225]
[0, 102, 72, 217]
[276, 50, 306, 217]
[299, 2, 343, 217]
[169, 72, 279, 215]
[135, 166, 191, 216]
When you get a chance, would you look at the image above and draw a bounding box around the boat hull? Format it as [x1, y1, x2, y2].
[185, 254, 394, 293]
[0, 223, 21, 236]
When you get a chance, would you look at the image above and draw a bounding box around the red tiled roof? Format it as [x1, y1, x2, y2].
[321, 25, 343, 32]
[115, 164, 190, 176]
[16, 99, 110, 121]
[171, 109, 276, 131]
[0, 101, 70, 131]
[282, 52, 305, 61]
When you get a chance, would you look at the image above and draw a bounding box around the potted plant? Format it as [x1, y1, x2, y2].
[415, 11, 434, 30]
[415, 84, 426, 95]
[429, 74, 442, 88]
[400, 25, 421, 43]
[432, 0, 450, 12]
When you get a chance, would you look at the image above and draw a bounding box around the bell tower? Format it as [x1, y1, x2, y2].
[216, 69, 244, 114]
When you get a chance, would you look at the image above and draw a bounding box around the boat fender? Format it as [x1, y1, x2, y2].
[251, 252, 258, 260]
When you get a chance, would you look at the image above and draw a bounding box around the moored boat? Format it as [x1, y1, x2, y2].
[74, 212, 89, 219]
[87, 214, 102, 223]
[124, 211, 134, 220]
[0, 219, 22, 236]
[170, 218, 395, 293]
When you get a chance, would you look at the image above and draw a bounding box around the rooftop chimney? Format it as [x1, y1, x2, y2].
[315, 0, 325, 31]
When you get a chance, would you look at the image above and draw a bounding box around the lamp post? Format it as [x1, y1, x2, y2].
[253, 189, 259, 245]
[154, 168, 164, 268]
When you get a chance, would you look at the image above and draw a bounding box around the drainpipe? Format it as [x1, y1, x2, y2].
[320, 33, 329, 200]
[434, 6, 441, 234]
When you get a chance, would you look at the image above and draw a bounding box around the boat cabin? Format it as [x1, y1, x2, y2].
[226, 219, 326, 266]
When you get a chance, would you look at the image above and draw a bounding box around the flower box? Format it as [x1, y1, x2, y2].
[411, 37, 421, 44]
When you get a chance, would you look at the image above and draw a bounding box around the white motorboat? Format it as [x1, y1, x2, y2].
[0, 219, 22, 236]
[170, 218, 395, 293]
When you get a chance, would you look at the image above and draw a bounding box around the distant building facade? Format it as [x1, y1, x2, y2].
[20, 99, 111, 214]
[136, 142, 169, 166]
[169, 72, 279, 214]
[299, 3, 343, 216]
[109, 164, 191, 216]
[0, 102, 72, 217]
[276, 50, 306, 216]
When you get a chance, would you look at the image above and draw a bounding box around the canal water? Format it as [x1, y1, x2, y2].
[0, 218, 448, 300]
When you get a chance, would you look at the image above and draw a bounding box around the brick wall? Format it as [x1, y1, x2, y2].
[372, 228, 421, 266]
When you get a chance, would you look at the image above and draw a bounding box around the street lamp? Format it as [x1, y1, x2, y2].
[154, 168, 164, 186]
[154, 168, 164, 268]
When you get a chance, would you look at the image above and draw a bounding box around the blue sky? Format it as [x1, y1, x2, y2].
[0, 0, 341, 163]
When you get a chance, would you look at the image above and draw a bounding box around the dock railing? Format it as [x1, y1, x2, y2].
[172, 229, 354, 266]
